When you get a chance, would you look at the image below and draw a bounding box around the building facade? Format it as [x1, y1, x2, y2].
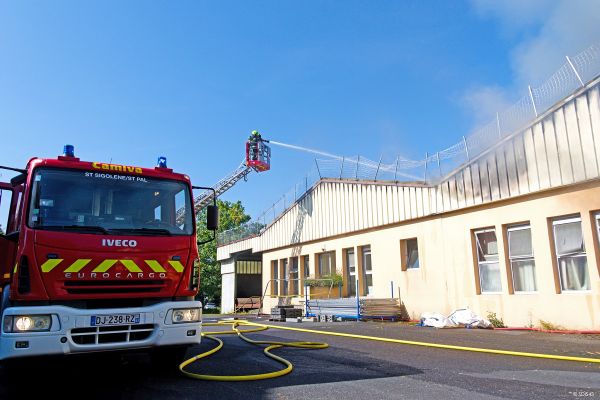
[217, 76, 600, 330]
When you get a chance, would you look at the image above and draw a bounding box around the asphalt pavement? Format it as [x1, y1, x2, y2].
[0, 317, 598, 400]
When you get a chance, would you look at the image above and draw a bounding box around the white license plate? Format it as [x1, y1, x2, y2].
[91, 314, 141, 326]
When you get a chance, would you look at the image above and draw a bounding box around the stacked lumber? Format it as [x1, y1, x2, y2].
[359, 298, 401, 318]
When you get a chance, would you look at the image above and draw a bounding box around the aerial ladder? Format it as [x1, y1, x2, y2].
[178, 131, 271, 220]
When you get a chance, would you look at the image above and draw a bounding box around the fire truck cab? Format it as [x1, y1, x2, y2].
[0, 146, 216, 362]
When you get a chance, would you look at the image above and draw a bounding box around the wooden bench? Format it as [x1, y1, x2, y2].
[236, 296, 261, 312]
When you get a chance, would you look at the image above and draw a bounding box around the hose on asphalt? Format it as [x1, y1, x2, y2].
[178, 320, 328, 381]
[179, 319, 600, 381]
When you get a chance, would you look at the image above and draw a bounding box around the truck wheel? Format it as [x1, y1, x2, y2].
[150, 345, 189, 371]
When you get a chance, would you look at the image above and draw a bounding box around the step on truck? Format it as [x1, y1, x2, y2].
[0, 145, 218, 363]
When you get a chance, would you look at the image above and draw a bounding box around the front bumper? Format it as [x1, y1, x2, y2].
[0, 301, 202, 360]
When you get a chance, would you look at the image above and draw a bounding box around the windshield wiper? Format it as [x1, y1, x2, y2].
[38, 225, 110, 234]
[109, 228, 173, 236]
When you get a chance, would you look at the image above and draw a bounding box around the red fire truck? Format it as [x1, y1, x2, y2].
[0, 145, 218, 363]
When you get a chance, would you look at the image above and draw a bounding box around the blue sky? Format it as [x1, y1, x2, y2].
[1, 1, 598, 219]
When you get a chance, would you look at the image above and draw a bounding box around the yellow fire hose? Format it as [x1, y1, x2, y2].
[179, 320, 328, 381]
[179, 320, 600, 381]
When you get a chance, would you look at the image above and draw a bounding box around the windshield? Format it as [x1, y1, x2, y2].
[28, 168, 194, 236]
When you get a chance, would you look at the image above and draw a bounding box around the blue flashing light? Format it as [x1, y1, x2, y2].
[157, 156, 168, 168]
[63, 144, 75, 157]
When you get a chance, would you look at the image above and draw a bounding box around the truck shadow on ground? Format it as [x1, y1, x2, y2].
[0, 334, 422, 400]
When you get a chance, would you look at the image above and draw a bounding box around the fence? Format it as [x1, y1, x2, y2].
[218, 43, 600, 247]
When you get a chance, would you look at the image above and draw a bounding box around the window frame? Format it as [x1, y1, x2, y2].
[400, 238, 419, 271]
[552, 216, 590, 292]
[506, 224, 537, 294]
[473, 228, 502, 294]
[271, 260, 279, 296]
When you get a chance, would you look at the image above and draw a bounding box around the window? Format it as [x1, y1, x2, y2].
[553, 217, 590, 291]
[345, 248, 356, 297]
[361, 245, 373, 296]
[474, 229, 502, 293]
[282, 259, 289, 296]
[318, 251, 335, 277]
[271, 260, 279, 296]
[507, 225, 537, 292]
[303, 255, 310, 278]
[401, 238, 419, 270]
[27, 168, 193, 235]
[290, 257, 299, 295]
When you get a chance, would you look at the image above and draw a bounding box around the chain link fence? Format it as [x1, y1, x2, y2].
[218, 43, 600, 246]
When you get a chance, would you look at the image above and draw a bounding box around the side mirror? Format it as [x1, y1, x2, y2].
[206, 205, 219, 231]
[5, 231, 19, 242]
[10, 173, 27, 186]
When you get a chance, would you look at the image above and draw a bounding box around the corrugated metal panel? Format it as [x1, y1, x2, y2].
[409, 187, 417, 218]
[423, 187, 431, 216]
[495, 148, 510, 199]
[435, 185, 443, 214]
[576, 94, 599, 179]
[386, 186, 393, 223]
[404, 186, 411, 219]
[470, 163, 482, 205]
[564, 101, 586, 182]
[463, 166, 474, 206]
[391, 186, 399, 223]
[487, 153, 500, 201]
[589, 87, 600, 172]
[542, 116, 561, 187]
[504, 141, 520, 196]
[479, 159, 491, 202]
[398, 187, 406, 221]
[442, 181, 451, 211]
[367, 185, 374, 228]
[513, 135, 530, 194]
[376, 186, 384, 225]
[523, 128, 540, 192]
[448, 177, 458, 210]
[554, 107, 575, 185]
[456, 171, 466, 208]
[533, 123, 550, 190]
[360, 184, 368, 230]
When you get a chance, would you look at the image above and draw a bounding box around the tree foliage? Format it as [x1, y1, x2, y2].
[196, 199, 251, 305]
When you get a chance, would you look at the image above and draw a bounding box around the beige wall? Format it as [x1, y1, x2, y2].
[261, 181, 600, 329]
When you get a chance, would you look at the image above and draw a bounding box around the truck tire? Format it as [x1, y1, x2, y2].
[149, 345, 189, 371]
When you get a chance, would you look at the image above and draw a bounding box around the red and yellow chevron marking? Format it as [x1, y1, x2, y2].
[39, 259, 185, 274]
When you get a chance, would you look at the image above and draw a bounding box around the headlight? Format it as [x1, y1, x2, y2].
[3, 315, 52, 333]
[171, 308, 200, 324]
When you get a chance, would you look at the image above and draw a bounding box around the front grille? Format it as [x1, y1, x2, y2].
[63, 280, 166, 295]
[70, 324, 154, 345]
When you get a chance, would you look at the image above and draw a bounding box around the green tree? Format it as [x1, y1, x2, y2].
[196, 199, 251, 305]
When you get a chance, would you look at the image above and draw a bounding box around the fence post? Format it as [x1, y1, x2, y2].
[436, 152, 442, 178]
[528, 85, 538, 117]
[390, 281, 394, 298]
[314, 159, 322, 179]
[393, 156, 399, 181]
[462, 136, 470, 161]
[374, 156, 382, 180]
[355, 155, 360, 179]
[339, 157, 345, 179]
[566, 55, 585, 87]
